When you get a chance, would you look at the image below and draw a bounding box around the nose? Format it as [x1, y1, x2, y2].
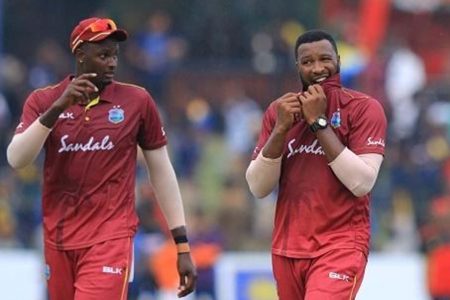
[312, 61, 325, 74]
[107, 56, 117, 69]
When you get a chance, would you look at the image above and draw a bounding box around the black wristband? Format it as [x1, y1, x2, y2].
[174, 235, 188, 244]
[309, 115, 328, 133]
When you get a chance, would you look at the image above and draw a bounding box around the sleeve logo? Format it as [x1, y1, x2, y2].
[367, 137, 385, 147]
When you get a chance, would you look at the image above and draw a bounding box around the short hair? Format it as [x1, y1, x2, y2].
[294, 29, 338, 61]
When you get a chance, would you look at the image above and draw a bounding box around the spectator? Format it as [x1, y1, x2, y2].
[128, 10, 187, 100]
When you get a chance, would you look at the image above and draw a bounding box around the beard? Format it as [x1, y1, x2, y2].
[299, 73, 309, 92]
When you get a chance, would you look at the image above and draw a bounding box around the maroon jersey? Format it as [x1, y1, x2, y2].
[16, 76, 167, 250]
[252, 74, 387, 258]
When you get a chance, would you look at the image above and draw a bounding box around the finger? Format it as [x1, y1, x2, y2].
[308, 84, 322, 95]
[286, 104, 301, 113]
[76, 73, 97, 80]
[298, 94, 307, 103]
[290, 108, 302, 116]
[178, 274, 195, 297]
[179, 272, 186, 287]
[278, 104, 300, 118]
[280, 95, 302, 106]
[279, 93, 302, 103]
[71, 86, 90, 104]
[306, 84, 316, 95]
[284, 97, 301, 106]
[74, 79, 98, 92]
[302, 89, 313, 99]
[288, 95, 303, 103]
[281, 92, 299, 99]
[281, 102, 301, 115]
[315, 84, 325, 96]
[73, 85, 97, 97]
[177, 276, 188, 297]
[72, 84, 93, 96]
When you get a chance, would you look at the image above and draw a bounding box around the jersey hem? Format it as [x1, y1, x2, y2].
[272, 243, 369, 259]
[44, 231, 135, 250]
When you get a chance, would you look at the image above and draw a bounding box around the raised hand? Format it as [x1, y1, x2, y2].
[54, 73, 99, 110]
[274, 92, 303, 134]
[298, 84, 327, 125]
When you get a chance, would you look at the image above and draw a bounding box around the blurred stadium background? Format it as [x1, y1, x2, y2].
[1, 0, 450, 299]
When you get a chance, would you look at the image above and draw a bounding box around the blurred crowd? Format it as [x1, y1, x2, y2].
[1, 1, 450, 299]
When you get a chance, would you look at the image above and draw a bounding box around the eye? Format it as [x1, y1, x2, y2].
[321, 56, 334, 62]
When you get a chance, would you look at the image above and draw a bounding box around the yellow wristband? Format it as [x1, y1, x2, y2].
[176, 242, 190, 253]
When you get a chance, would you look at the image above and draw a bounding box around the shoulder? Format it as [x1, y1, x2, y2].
[112, 81, 158, 104]
[266, 100, 278, 115]
[259, 101, 276, 123]
[340, 87, 373, 102]
[341, 88, 387, 127]
[25, 80, 67, 109]
[113, 81, 148, 96]
[31, 81, 66, 98]
[341, 88, 385, 111]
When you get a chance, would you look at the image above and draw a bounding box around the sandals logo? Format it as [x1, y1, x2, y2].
[58, 134, 114, 153]
[367, 137, 385, 147]
[287, 139, 325, 158]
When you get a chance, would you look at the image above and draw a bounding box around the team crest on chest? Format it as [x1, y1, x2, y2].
[108, 105, 124, 124]
[330, 109, 341, 128]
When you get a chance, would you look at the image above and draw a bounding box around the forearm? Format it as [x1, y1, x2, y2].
[246, 151, 281, 198]
[329, 148, 383, 197]
[262, 127, 288, 159]
[7, 119, 51, 168]
[315, 126, 345, 162]
[7, 98, 69, 169]
[142, 147, 186, 230]
[39, 101, 68, 128]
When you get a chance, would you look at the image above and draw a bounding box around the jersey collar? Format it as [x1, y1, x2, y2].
[98, 80, 117, 103]
[319, 74, 353, 106]
[320, 73, 341, 91]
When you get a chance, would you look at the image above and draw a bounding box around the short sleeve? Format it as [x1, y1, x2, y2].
[15, 91, 42, 134]
[137, 92, 167, 150]
[347, 98, 387, 155]
[251, 103, 276, 160]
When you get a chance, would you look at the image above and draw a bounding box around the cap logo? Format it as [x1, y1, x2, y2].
[108, 105, 124, 124]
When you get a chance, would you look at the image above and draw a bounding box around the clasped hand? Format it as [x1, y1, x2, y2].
[274, 84, 327, 132]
